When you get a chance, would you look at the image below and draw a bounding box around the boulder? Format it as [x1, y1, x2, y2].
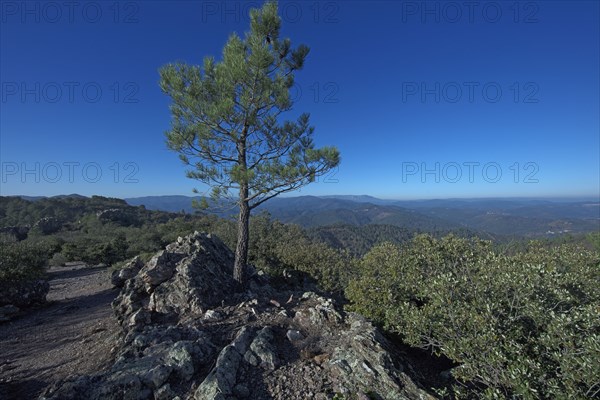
[248, 327, 279, 370]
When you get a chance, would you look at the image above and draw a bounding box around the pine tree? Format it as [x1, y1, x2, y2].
[159, 2, 340, 285]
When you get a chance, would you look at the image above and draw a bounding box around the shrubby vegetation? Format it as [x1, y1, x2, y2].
[496, 231, 600, 255]
[0, 196, 225, 280]
[346, 234, 600, 399]
[0, 195, 131, 227]
[2, 195, 599, 398]
[307, 224, 414, 257]
[246, 214, 352, 291]
[308, 223, 489, 257]
[0, 240, 50, 282]
[0, 197, 352, 291]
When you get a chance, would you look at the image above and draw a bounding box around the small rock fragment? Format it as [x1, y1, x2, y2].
[286, 329, 305, 342]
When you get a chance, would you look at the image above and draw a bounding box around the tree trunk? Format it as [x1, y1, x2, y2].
[234, 124, 250, 287]
[233, 196, 250, 286]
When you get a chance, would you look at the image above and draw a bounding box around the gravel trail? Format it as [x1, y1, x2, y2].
[0, 265, 120, 399]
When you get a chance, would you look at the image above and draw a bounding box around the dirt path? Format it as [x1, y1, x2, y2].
[0, 265, 121, 399]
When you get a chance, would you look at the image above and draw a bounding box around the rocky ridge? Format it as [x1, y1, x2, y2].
[41, 232, 433, 400]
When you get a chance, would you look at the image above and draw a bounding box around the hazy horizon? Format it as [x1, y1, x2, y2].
[7, 192, 600, 203]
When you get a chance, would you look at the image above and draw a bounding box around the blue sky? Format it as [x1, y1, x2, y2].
[1, 0, 598, 199]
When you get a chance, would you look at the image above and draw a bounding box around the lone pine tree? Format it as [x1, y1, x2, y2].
[159, 2, 340, 285]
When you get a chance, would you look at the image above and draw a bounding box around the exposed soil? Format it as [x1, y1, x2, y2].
[0, 265, 120, 399]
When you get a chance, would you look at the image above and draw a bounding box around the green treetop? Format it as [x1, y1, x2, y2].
[159, 1, 340, 285]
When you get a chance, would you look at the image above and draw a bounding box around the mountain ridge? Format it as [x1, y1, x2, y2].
[121, 194, 599, 236]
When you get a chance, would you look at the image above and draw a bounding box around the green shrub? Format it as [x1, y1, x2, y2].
[61, 232, 128, 266]
[49, 252, 68, 267]
[346, 234, 600, 398]
[274, 240, 353, 292]
[587, 231, 600, 252]
[244, 213, 351, 292]
[0, 240, 49, 282]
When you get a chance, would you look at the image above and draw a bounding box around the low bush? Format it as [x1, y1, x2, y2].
[245, 213, 352, 292]
[346, 234, 600, 398]
[0, 240, 49, 282]
[49, 252, 68, 267]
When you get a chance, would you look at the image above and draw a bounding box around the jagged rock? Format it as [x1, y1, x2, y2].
[248, 327, 279, 370]
[141, 365, 171, 389]
[164, 341, 195, 380]
[293, 292, 342, 330]
[326, 312, 426, 399]
[111, 257, 143, 288]
[0, 279, 49, 308]
[43, 232, 434, 400]
[195, 345, 242, 399]
[195, 327, 256, 399]
[112, 232, 238, 332]
[41, 326, 215, 400]
[128, 309, 151, 329]
[141, 251, 177, 289]
[203, 309, 224, 321]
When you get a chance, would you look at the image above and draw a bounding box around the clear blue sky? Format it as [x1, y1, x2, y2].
[1, 0, 598, 199]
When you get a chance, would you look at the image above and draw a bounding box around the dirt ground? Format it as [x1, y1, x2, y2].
[0, 265, 121, 399]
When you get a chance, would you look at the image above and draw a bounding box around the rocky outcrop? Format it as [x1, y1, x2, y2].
[34, 217, 62, 234]
[41, 232, 434, 400]
[110, 256, 143, 288]
[111, 233, 241, 331]
[96, 208, 138, 226]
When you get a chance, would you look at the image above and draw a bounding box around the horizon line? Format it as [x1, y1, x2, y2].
[5, 193, 600, 202]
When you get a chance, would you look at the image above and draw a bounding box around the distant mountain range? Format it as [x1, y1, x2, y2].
[6, 193, 599, 237]
[123, 195, 600, 237]
[9, 193, 599, 237]
[125, 195, 206, 214]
